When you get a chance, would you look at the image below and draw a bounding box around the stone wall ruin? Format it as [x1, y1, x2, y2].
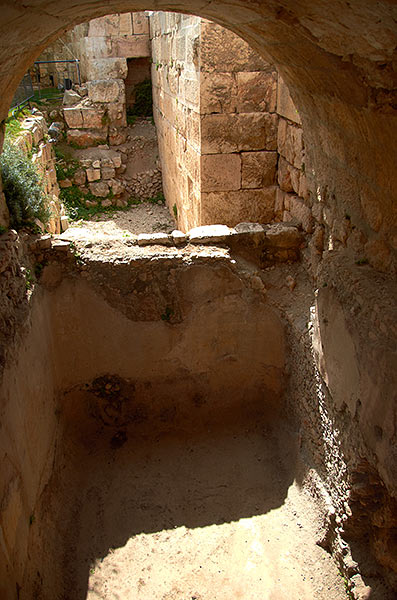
[0, 2, 396, 599]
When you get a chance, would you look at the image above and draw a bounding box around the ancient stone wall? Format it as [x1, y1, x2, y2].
[43, 12, 151, 149]
[7, 113, 65, 233]
[151, 15, 308, 233]
[150, 13, 202, 232]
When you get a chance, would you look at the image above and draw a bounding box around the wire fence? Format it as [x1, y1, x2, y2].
[10, 59, 81, 110]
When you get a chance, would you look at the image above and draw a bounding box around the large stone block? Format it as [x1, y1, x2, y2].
[88, 14, 119, 37]
[277, 156, 294, 193]
[109, 127, 128, 146]
[200, 187, 276, 227]
[66, 128, 108, 148]
[200, 72, 237, 114]
[201, 153, 241, 192]
[200, 21, 270, 73]
[119, 13, 133, 36]
[107, 102, 127, 127]
[133, 12, 149, 35]
[87, 79, 123, 103]
[201, 113, 278, 154]
[241, 151, 277, 188]
[289, 195, 314, 232]
[86, 58, 128, 81]
[277, 118, 304, 168]
[112, 36, 150, 58]
[80, 107, 106, 129]
[277, 75, 301, 125]
[84, 36, 112, 60]
[236, 71, 277, 113]
[89, 181, 109, 197]
[184, 77, 199, 107]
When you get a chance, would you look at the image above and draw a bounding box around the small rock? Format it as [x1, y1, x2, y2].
[286, 275, 296, 291]
[60, 216, 69, 232]
[171, 230, 187, 245]
[59, 179, 72, 188]
[63, 89, 81, 106]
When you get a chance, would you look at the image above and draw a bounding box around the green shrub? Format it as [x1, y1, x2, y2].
[60, 184, 128, 221]
[0, 140, 49, 229]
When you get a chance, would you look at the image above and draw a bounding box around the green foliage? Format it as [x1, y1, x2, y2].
[32, 87, 62, 105]
[0, 225, 7, 235]
[173, 203, 178, 219]
[60, 184, 131, 221]
[127, 114, 137, 126]
[55, 154, 79, 181]
[161, 306, 174, 322]
[355, 257, 369, 266]
[5, 106, 32, 139]
[0, 140, 49, 230]
[147, 192, 165, 205]
[129, 79, 153, 117]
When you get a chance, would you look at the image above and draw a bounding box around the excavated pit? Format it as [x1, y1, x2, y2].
[1, 240, 350, 599]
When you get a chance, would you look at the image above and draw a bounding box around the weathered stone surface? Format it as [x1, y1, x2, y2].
[119, 13, 133, 36]
[278, 156, 294, 192]
[201, 188, 276, 227]
[277, 75, 301, 125]
[107, 102, 127, 127]
[86, 168, 101, 182]
[241, 151, 277, 188]
[200, 73, 236, 114]
[201, 113, 278, 154]
[278, 119, 304, 169]
[112, 36, 150, 58]
[63, 107, 83, 128]
[81, 107, 106, 129]
[171, 229, 188, 244]
[236, 71, 277, 113]
[200, 21, 269, 73]
[86, 58, 128, 81]
[137, 232, 170, 246]
[73, 169, 86, 186]
[201, 153, 241, 192]
[188, 224, 234, 243]
[288, 196, 314, 233]
[67, 128, 108, 148]
[89, 181, 109, 197]
[109, 179, 125, 195]
[109, 127, 127, 145]
[63, 89, 81, 106]
[87, 79, 122, 103]
[264, 223, 302, 248]
[101, 166, 116, 179]
[133, 12, 149, 35]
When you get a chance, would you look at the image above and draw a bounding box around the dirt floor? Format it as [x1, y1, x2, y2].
[63, 201, 176, 240]
[24, 410, 348, 600]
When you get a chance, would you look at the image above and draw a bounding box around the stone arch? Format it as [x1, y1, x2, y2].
[0, 1, 396, 262]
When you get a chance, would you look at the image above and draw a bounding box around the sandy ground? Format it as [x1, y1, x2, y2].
[24, 414, 348, 600]
[63, 202, 176, 241]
